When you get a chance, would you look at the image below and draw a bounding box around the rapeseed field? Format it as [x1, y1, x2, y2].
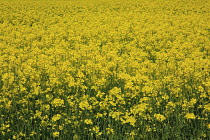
[0, 0, 210, 139]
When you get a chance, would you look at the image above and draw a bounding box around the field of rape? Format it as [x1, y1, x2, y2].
[0, 0, 210, 139]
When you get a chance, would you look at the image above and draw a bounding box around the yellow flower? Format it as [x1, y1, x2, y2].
[204, 103, 210, 112]
[109, 87, 121, 95]
[95, 113, 103, 118]
[92, 126, 102, 136]
[110, 111, 123, 121]
[59, 125, 64, 130]
[185, 113, 196, 119]
[30, 131, 36, 136]
[154, 114, 166, 122]
[41, 120, 48, 127]
[84, 119, 93, 125]
[51, 98, 64, 107]
[79, 100, 92, 110]
[130, 130, 136, 136]
[121, 114, 136, 126]
[106, 128, 114, 134]
[52, 114, 62, 122]
[53, 132, 59, 137]
[34, 110, 42, 119]
[207, 124, 210, 129]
